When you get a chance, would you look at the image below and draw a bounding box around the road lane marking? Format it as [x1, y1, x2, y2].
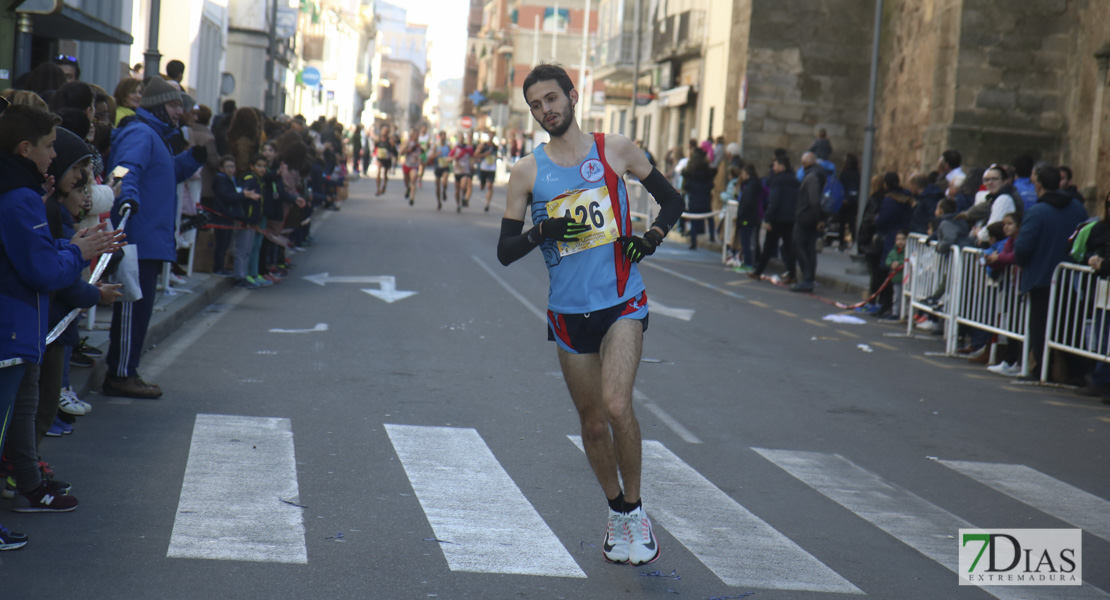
[387, 424, 585, 578]
[870, 341, 897, 351]
[836, 329, 860, 339]
[639, 261, 745, 300]
[633, 388, 702, 444]
[168, 414, 307, 563]
[802, 318, 827, 328]
[775, 309, 798, 318]
[471, 255, 546, 321]
[755, 448, 1110, 599]
[939, 460, 1110, 543]
[269, 323, 329, 333]
[143, 289, 250, 380]
[474, 255, 699, 443]
[650, 298, 695, 321]
[570, 437, 861, 593]
[748, 300, 769, 308]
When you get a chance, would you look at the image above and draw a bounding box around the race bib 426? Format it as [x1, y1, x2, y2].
[545, 186, 620, 257]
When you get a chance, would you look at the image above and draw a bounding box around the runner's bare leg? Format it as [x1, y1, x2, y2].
[558, 318, 643, 503]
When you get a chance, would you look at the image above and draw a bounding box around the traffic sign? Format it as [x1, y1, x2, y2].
[301, 67, 321, 87]
[460, 115, 474, 130]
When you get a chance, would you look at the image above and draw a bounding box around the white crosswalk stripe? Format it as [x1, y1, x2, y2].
[168, 414, 307, 563]
[570, 436, 862, 593]
[939, 460, 1110, 544]
[386, 424, 586, 578]
[755, 448, 1110, 599]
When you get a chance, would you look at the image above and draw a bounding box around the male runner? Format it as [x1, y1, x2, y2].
[429, 131, 451, 210]
[401, 129, 422, 205]
[373, 124, 396, 196]
[475, 132, 498, 212]
[496, 64, 684, 566]
[449, 132, 474, 212]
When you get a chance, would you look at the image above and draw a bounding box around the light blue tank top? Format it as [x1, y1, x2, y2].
[531, 138, 645, 313]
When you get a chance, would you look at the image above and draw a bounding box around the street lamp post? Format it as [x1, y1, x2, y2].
[143, 0, 163, 81]
[853, 0, 883, 263]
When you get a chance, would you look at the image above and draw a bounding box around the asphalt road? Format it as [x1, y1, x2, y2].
[6, 173, 1109, 600]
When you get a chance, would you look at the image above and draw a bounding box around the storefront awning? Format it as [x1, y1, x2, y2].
[18, 0, 133, 45]
[658, 85, 691, 108]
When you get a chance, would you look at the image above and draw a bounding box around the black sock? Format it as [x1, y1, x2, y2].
[607, 492, 625, 513]
[623, 497, 642, 514]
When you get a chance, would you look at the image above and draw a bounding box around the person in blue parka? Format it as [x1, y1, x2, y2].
[102, 76, 205, 399]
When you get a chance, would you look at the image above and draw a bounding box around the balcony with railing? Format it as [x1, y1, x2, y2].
[651, 10, 705, 63]
[594, 31, 635, 81]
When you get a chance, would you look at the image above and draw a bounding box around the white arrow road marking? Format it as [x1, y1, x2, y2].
[650, 298, 695, 321]
[269, 323, 328, 333]
[304, 272, 417, 303]
[387, 424, 586, 578]
[168, 414, 307, 563]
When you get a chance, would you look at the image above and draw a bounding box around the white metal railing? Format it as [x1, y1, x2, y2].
[953, 246, 1030, 375]
[905, 234, 959, 345]
[1043, 262, 1106, 382]
[625, 179, 731, 261]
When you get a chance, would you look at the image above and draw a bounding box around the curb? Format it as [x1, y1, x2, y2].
[73, 275, 235, 399]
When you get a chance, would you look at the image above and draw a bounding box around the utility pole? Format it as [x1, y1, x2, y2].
[854, 0, 883, 254]
[629, 0, 641, 140]
[143, 0, 163, 81]
[265, 0, 279, 115]
[577, 0, 590, 124]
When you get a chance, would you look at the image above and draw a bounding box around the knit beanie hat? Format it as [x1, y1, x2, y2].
[141, 76, 181, 108]
[47, 127, 92, 182]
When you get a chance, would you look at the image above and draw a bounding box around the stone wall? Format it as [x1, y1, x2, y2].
[1061, 0, 1110, 209]
[740, 0, 873, 172]
[872, 0, 961, 176]
[722, 0, 752, 150]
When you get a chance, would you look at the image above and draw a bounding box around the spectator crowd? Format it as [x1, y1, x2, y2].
[0, 55, 355, 550]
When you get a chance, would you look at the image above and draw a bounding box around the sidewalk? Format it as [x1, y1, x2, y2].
[663, 231, 872, 299]
[68, 273, 235, 400]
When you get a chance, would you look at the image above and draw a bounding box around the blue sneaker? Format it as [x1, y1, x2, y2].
[52, 417, 74, 436]
[0, 523, 27, 551]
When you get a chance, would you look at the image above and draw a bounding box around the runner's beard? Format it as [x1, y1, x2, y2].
[539, 103, 574, 137]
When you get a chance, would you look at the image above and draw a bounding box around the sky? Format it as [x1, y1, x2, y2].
[403, 1, 469, 88]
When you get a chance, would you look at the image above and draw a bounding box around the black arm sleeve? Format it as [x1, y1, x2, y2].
[497, 218, 542, 266]
[641, 168, 684, 236]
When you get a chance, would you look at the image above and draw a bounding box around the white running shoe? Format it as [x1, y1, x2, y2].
[62, 387, 91, 413]
[58, 388, 86, 416]
[987, 361, 1016, 376]
[602, 508, 630, 563]
[625, 506, 660, 566]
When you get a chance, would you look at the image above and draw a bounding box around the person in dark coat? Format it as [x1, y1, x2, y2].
[681, 148, 717, 249]
[791, 152, 827, 291]
[750, 155, 799, 282]
[1015, 166, 1088, 378]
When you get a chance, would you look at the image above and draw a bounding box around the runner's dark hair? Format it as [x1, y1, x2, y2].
[522, 64, 574, 100]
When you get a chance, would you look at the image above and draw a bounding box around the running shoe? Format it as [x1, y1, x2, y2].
[11, 481, 78, 512]
[1, 477, 14, 500]
[916, 320, 940, 333]
[249, 275, 273, 288]
[45, 419, 67, 437]
[58, 391, 86, 416]
[60, 387, 90, 414]
[69, 350, 94, 368]
[77, 337, 103, 358]
[0, 523, 28, 550]
[625, 506, 660, 566]
[602, 507, 630, 564]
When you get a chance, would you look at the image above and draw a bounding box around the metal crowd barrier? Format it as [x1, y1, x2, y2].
[905, 234, 959, 344]
[625, 178, 731, 262]
[1043, 262, 1105, 382]
[953, 246, 1030, 375]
